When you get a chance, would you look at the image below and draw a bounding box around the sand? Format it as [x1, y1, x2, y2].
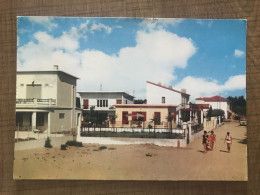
[13, 121, 247, 181]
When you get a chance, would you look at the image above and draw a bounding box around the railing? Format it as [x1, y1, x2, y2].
[108, 120, 179, 129]
[16, 98, 56, 106]
[80, 126, 185, 139]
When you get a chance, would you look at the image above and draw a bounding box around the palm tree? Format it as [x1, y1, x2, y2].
[109, 114, 117, 131]
[150, 114, 159, 137]
[166, 114, 174, 135]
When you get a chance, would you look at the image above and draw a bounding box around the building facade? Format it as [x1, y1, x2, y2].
[195, 95, 229, 118]
[113, 104, 177, 128]
[78, 91, 134, 125]
[16, 70, 82, 134]
[146, 81, 190, 106]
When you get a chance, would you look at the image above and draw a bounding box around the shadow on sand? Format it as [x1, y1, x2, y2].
[197, 150, 205, 153]
[220, 150, 228, 153]
[238, 138, 247, 144]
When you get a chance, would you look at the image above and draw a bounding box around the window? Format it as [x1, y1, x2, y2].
[116, 99, 122, 104]
[132, 112, 146, 121]
[59, 113, 65, 119]
[97, 99, 108, 107]
[83, 99, 89, 109]
[162, 97, 165, 104]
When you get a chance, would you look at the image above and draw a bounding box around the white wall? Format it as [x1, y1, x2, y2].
[146, 83, 181, 105]
[195, 100, 228, 118]
[16, 74, 57, 99]
[79, 92, 133, 111]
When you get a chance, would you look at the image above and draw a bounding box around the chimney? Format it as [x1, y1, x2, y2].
[181, 89, 186, 93]
[53, 65, 59, 70]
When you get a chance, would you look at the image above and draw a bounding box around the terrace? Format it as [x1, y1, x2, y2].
[16, 98, 56, 106]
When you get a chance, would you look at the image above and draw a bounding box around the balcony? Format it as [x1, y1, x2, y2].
[16, 98, 56, 107]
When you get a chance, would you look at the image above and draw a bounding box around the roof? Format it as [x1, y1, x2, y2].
[196, 95, 229, 102]
[193, 104, 210, 109]
[78, 91, 135, 99]
[17, 70, 79, 79]
[114, 104, 177, 108]
[146, 81, 190, 96]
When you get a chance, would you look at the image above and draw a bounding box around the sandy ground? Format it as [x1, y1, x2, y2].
[13, 121, 247, 181]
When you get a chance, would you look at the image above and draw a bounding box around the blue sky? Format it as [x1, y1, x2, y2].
[17, 17, 246, 100]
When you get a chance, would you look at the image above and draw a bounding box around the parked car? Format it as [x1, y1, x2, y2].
[239, 120, 247, 126]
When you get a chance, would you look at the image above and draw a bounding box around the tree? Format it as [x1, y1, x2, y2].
[166, 114, 174, 135]
[206, 106, 213, 118]
[134, 99, 147, 104]
[212, 109, 225, 117]
[227, 96, 246, 116]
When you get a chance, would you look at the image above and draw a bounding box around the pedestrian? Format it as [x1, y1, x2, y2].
[202, 131, 209, 153]
[225, 132, 232, 153]
[209, 131, 216, 151]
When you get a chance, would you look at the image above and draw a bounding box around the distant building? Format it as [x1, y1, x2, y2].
[78, 91, 134, 124]
[16, 69, 82, 134]
[195, 95, 229, 118]
[113, 104, 177, 128]
[112, 81, 205, 127]
[146, 81, 190, 106]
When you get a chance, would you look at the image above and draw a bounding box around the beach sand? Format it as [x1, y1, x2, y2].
[13, 121, 247, 180]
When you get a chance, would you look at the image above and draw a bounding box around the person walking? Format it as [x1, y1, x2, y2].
[202, 131, 209, 153]
[209, 131, 216, 151]
[225, 132, 232, 153]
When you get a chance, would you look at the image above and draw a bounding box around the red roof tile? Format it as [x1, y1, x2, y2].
[196, 96, 228, 102]
[146, 81, 190, 96]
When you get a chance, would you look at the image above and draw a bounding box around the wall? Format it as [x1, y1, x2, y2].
[16, 73, 57, 99]
[146, 82, 181, 105]
[79, 92, 134, 111]
[50, 109, 73, 133]
[195, 100, 228, 118]
[77, 135, 187, 147]
[115, 106, 173, 125]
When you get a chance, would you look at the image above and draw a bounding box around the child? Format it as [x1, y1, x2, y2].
[209, 131, 216, 151]
[202, 131, 209, 153]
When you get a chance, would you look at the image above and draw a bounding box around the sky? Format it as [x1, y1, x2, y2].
[17, 17, 246, 101]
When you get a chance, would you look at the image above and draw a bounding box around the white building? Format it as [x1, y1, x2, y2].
[195, 95, 229, 118]
[146, 81, 190, 106]
[78, 91, 134, 124]
[16, 69, 82, 134]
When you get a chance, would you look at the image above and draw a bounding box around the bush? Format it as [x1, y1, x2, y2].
[44, 137, 52, 148]
[65, 140, 83, 147]
[60, 144, 67, 150]
[99, 146, 107, 150]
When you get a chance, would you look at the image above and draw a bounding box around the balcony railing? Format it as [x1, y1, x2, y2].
[16, 98, 56, 106]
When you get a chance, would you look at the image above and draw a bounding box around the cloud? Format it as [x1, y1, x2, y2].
[141, 18, 184, 31]
[18, 27, 196, 98]
[27, 16, 58, 30]
[90, 23, 112, 34]
[173, 74, 246, 101]
[234, 49, 245, 57]
[196, 20, 213, 28]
